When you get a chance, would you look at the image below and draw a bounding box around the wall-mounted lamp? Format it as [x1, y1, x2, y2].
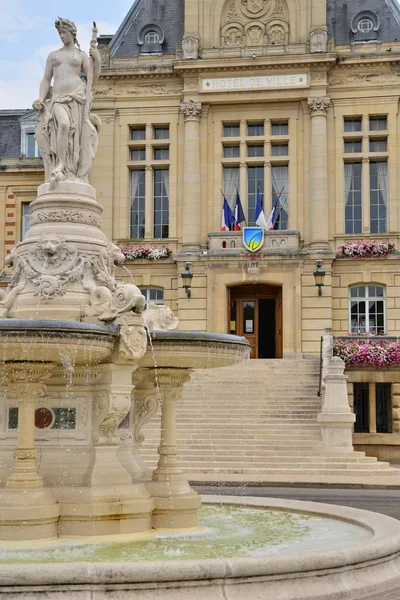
[313, 259, 326, 297]
[181, 262, 193, 298]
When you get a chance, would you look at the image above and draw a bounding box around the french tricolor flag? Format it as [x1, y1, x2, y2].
[265, 194, 281, 230]
[221, 196, 235, 231]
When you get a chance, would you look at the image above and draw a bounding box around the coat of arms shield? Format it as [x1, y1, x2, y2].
[243, 227, 264, 253]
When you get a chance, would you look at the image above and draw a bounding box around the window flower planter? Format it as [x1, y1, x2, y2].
[338, 240, 395, 258]
[333, 338, 400, 368]
[121, 246, 172, 261]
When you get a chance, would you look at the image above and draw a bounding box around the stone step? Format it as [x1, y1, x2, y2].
[140, 452, 378, 463]
[142, 446, 369, 456]
[174, 462, 391, 471]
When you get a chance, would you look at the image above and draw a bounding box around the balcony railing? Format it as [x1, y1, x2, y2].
[208, 230, 300, 253]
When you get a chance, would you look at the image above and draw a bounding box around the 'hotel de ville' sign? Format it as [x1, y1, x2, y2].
[202, 73, 308, 92]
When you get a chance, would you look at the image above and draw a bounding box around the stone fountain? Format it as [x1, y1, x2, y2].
[0, 17, 250, 542]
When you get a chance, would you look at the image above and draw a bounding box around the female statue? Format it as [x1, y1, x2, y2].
[33, 18, 101, 185]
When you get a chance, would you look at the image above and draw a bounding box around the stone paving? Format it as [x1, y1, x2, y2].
[194, 485, 400, 600]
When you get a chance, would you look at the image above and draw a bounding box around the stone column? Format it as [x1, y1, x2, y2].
[146, 368, 201, 530]
[0, 363, 60, 541]
[180, 100, 202, 250]
[317, 356, 355, 452]
[307, 97, 330, 248]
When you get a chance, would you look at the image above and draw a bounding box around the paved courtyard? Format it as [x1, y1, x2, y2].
[194, 485, 400, 600]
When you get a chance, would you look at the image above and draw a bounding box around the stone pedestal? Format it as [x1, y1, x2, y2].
[145, 369, 201, 530]
[318, 356, 355, 452]
[6, 181, 121, 321]
[0, 363, 60, 541]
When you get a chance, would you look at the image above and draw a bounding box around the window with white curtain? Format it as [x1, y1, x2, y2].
[370, 161, 387, 233]
[344, 162, 362, 234]
[223, 166, 240, 211]
[271, 165, 289, 230]
[154, 169, 169, 238]
[22, 203, 31, 240]
[247, 166, 264, 226]
[349, 285, 385, 334]
[130, 170, 145, 239]
[140, 287, 164, 308]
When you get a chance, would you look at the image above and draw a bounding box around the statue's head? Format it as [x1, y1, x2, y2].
[55, 17, 80, 48]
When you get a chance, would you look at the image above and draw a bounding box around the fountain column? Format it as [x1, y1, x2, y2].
[0, 363, 60, 541]
[146, 368, 201, 529]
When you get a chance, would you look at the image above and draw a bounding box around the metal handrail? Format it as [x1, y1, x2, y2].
[317, 335, 323, 397]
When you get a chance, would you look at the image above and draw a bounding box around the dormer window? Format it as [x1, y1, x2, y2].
[351, 11, 379, 42]
[138, 24, 164, 54]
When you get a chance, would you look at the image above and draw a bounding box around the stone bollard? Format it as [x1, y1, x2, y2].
[317, 356, 355, 452]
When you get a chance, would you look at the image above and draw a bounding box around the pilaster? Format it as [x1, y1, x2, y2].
[180, 100, 202, 250]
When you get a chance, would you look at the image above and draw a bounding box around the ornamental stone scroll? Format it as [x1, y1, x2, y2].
[307, 97, 331, 117]
[180, 100, 202, 122]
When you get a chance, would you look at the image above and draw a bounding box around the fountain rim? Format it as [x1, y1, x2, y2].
[0, 319, 119, 337]
[148, 330, 250, 346]
[0, 495, 399, 587]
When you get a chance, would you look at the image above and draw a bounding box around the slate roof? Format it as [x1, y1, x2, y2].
[109, 0, 184, 58]
[0, 110, 27, 159]
[327, 0, 400, 45]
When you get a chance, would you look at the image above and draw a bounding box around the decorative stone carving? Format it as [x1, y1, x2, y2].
[97, 44, 110, 67]
[328, 70, 400, 87]
[310, 25, 327, 53]
[143, 303, 179, 331]
[30, 209, 102, 229]
[241, 0, 271, 18]
[133, 391, 159, 443]
[93, 390, 131, 445]
[271, 0, 285, 17]
[84, 283, 146, 322]
[223, 25, 244, 47]
[307, 96, 331, 117]
[33, 19, 101, 187]
[117, 312, 148, 361]
[246, 23, 264, 45]
[266, 20, 288, 44]
[180, 100, 202, 122]
[31, 234, 77, 272]
[226, 1, 241, 21]
[182, 36, 200, 59]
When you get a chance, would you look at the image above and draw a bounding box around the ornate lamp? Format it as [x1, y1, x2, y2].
[313, 259, 326, 296]
[181, 262, 193, 298]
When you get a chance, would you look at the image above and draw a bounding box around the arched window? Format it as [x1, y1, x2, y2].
[349, 285, 385, 334]
[138, 24, 164, 54]
[351, 11, 379, 42]
[140, 287, 164, 309]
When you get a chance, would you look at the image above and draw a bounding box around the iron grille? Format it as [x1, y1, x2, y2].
[353, 383, 370, 433]
[376, 383, 392, 433]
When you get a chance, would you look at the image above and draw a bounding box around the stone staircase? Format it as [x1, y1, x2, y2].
[139, 359, 400, 485]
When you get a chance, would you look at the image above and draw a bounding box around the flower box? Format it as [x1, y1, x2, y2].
[333, 338, 400, 369]
[121, 245, 172, 261]
[338, 240, 395, 258]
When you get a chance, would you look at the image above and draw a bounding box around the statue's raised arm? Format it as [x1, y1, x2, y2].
[33, 18, 101, 187]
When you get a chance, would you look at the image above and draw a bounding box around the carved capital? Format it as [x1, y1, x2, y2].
[13, 449, 36, 460]
[307, 97, 330, 117]
[180, 100, 202, 122]
[6, 364, 54, 403]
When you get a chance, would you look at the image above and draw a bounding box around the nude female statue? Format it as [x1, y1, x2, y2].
[33, 18, 101, 185]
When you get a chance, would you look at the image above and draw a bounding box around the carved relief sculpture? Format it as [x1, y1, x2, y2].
[310, 25, 328, 53]
[33, 18, 101, 187]
[143, 303, 179, 331]
[307, 96, 331, 117]
[222, 0, 288, 48]
[182, 36, 200, 59]
[222, 25, 244, 47]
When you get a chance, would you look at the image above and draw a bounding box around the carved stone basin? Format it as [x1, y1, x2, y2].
[139, 331, 250, 369]
[0, 319, 118, 365]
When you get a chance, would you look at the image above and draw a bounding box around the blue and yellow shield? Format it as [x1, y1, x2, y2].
[243, 227, 264, 253]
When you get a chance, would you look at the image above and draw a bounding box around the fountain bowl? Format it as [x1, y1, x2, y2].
[139, 331, 250, 369]
[0, 319, 119, 366]
[0, 495, 399, 600]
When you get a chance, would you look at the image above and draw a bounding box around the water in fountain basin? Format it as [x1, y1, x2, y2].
[0, 505, 371, 563]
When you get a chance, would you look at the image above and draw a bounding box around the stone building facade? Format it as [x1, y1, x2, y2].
[1, 0, 400, 459]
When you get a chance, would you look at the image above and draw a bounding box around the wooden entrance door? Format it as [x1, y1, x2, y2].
[229, 285, 282, 359]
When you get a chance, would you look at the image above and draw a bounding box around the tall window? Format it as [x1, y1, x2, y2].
[223, 167, 240, 210]
[344, 162, 362, 234]
[247, 166, 264, 226]
[22, 203, 31, 239]
[130, 170, 145, 239]
[272, 165, 289, 230]
[370, 161, 387, 233]
[154, 169, 169, 238]
[349, 285, 385, 334]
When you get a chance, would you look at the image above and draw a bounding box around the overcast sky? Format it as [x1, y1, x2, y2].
[0, 0, 132, 109]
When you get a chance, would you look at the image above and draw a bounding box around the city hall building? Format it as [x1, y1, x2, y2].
[2, 0, 400, 459]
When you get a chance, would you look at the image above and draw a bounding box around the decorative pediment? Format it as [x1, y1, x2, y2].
[222, 0, 288, 48]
